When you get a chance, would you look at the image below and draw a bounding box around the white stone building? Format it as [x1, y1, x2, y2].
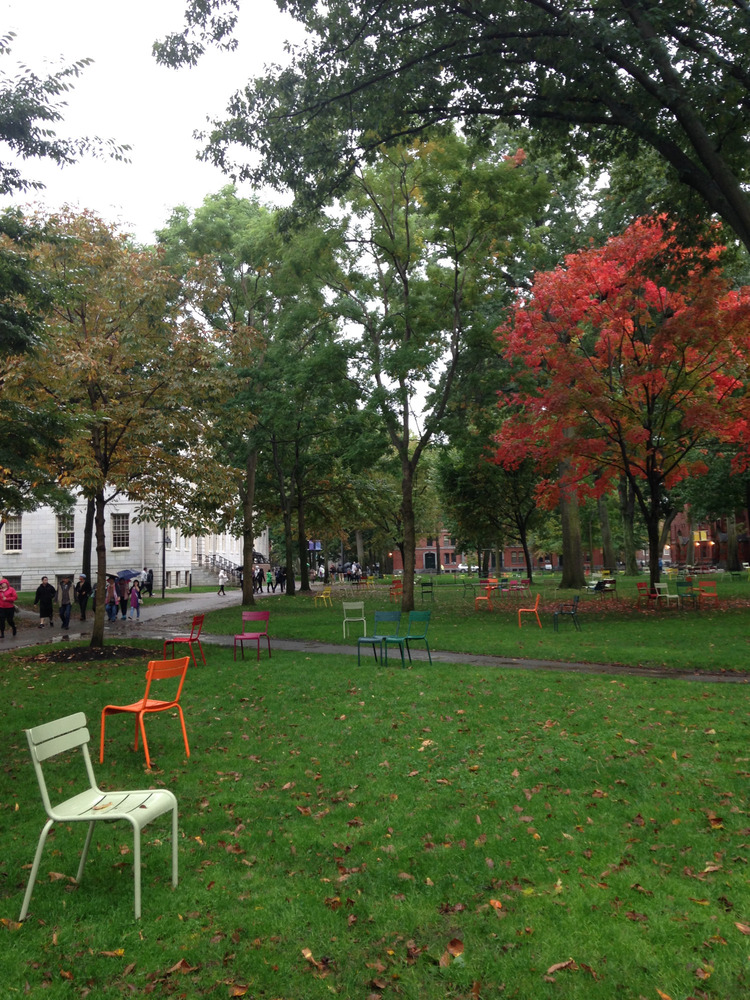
[1, 494, 268, 593]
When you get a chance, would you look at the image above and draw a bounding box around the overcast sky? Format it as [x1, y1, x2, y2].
[1, 0, 305, 242]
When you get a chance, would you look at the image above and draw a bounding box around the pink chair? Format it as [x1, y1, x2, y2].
[234, 611, 271, 661]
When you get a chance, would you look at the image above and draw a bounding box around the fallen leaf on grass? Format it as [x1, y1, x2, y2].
[734, 921, 750, 935]
[656, 991, 673, 1000]
[546, 959, 576, 975]
[166, 959, 199, 974]
[99, 949, 125, 957]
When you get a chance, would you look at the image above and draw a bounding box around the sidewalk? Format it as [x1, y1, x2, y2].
[1, 587, 745, 683]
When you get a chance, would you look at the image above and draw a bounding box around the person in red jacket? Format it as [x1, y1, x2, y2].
[0, 577, 18, 638]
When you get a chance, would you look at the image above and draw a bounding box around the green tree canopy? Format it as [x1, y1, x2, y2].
[159, 1, 750, 251]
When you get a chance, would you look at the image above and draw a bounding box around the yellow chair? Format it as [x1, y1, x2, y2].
[314, 586, 333, 607]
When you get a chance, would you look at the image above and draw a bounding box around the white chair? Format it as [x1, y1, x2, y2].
[654, 581, 679, 607]
[342, 601, 367, 639]
[19, 712, 178, 921]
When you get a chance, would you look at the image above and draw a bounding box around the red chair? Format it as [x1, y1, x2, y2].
[99, 657, 191, 769]
[163, 614, 205, 667]
[698, 580, 719, 608]
[518, 593, 542, 628]
[234, 611, 272, 661]
[636, 581, 657, 608]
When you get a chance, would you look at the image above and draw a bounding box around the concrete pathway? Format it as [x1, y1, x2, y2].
[1, 587, 746, 683]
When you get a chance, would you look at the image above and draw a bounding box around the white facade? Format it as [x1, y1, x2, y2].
[0, 495, 266, 592]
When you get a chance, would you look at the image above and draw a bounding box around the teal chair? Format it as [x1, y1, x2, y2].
[357, 611, 401, 665]
[384, 610, 432, 666]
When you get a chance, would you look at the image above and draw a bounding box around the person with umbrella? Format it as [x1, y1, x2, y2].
[74, 574, 91, 620]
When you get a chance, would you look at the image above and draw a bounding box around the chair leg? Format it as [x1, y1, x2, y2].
[129, 818, 142, 920]
[176, 706, 190, 759]
[138, 715, 152, 769]
[99, 709, 108, 763]
[19, 819, 54, 921]
[76, 821, 97, 883]
[266, 636, 271, 658]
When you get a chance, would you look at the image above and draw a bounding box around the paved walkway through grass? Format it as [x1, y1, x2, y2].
[1, 587, 746, 683]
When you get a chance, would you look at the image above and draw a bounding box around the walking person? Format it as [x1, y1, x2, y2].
[128, 579, 142, 622]
[116, 575, 129, 621]
[34, 576, 56, 628]
[74, 574, 91, 620]
[267, 567, 275, 593]
[217, 569, 227, 596]
[144, 567, 153, 597]
[104, 575, 119, 623]
[0, 577, 18, 638]
[56, 574, 73, 632]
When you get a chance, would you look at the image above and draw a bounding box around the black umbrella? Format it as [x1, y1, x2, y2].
[116, 569, 140, 580]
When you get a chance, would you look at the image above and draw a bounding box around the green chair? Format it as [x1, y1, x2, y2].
[384, 610, 432, 666]
[357, 611, 401, 665]
[19, 712, 178, 922]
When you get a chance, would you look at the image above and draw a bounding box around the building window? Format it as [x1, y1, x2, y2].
[111, 513, 130, 549]
[57, 514, 75, 550]
[4, 515, 22, 551]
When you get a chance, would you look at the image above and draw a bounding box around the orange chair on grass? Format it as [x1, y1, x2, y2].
[99, 656, 191, 770]
[234, 610, 272, 661]
[163, 613, 205, 667]
[518, 593, 542, 628]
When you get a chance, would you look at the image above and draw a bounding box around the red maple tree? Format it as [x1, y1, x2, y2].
[494, 217, 750, 586]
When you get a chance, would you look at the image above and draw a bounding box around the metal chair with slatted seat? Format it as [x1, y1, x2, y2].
[20, 712, 178, 921]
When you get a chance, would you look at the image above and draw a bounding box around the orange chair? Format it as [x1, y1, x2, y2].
[475, 584, 495, 611]
[698, 580, 718, 608]
[99, 657, 191, 769]
[389, 580, 403, 603]
[163, 613, 205, 667]
[234, 610, 272, 661]
[518, 593, 542, 628]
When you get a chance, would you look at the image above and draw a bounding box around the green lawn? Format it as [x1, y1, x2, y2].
[2, 633, 750, 998]
[202, 572, 750, 674]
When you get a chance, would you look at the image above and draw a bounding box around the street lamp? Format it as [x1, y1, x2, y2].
[161, 526, 172, 599]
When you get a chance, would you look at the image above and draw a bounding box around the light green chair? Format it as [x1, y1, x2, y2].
[342, 601, 367, 639]
[19, 712, 178, 921]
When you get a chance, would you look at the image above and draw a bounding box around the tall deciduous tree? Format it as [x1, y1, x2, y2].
[495, 217, 750, 588]
[3, 209, 226, 647]
[159, 1, 750, 253]
[335, 131, 545, 609]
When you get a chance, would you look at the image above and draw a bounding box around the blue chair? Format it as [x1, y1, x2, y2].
[384, 610, 432, 666]
[357, 611, 401, 665]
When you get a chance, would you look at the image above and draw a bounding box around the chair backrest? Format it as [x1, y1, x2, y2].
[373, 610, 401, 635]
[698, 580, 716, 593]
[25, 712, 97, 816]
[636, 581, 649, 593]
[343, 601, 365, 618]
[142, 657, 190, 705]
[406, 610, 430, 635]
[654, 582, 666, 594]
[189, 614, 204, 639]
[241, 610, 269, 633]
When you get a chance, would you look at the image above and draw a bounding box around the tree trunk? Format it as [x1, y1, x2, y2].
[82, 497, 95, 582]
[598, 494, 616, 571]
[401, 462, 416, 611]
[618, 476, 639, 575]
[355, 529, 365, 570]
[89, 489, 107, 649]
[559, 476, 585, 588]
[240, 450, 258, 606]
[726, 513, 740, 571]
